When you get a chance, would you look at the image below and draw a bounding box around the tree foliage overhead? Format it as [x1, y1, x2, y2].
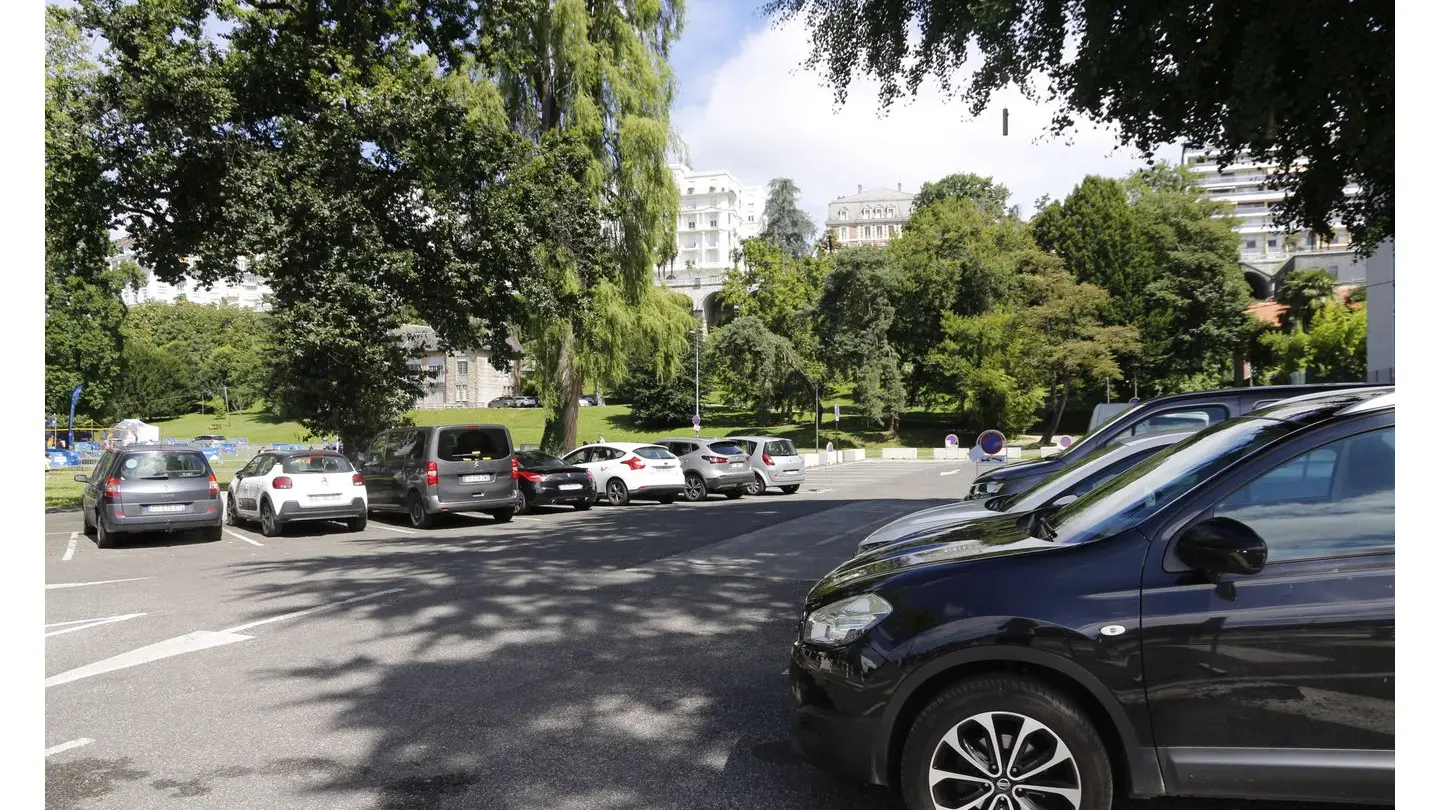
[760, 177, 817, 258]
[764, 0, 1394, 253]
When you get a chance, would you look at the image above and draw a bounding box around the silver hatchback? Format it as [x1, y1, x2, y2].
[724, 436, 806, 494]
[654, 438, 753, 501]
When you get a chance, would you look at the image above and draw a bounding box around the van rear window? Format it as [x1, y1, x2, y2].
[119, 451, 208, 480]
[437, 427, 511, 462]
[281, 455, 354, 474]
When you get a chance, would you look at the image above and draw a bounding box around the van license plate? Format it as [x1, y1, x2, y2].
[146, 504, 185, 514]
[461, 474, 492, 484]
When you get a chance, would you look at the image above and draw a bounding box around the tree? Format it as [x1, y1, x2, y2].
[925, 310, 1047, 435]
[911, 173, 1012, 219]
[764, 0, 1393, 253]
[122, 301, 272, 413]
[490, 0, 684, 454]
[1031, 176, 1152, 325]
[761, 178, 817, 258]
[705, 317, 810, 426]
[616, 351, 706, 430]
[816, 247, 905, 430]
[1276, 269, 1339, 333]
[1261, 299, 1367, 384]
[82, 0, 608, 453]
[45, 7, 135, 422]
[113, 339, 195, 421]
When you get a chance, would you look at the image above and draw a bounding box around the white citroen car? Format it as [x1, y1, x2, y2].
[226, 449, 368, 536]
[562, 442, 685, 506]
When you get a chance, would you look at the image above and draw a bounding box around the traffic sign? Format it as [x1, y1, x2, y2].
[977, 430, 1006, 456]
[691, 414, 701, 427]
[825, 441, 834, 453]
[1128, 396, 1141, 405]
[833, 404, 840, 422]
[944, 434, 959, 448]
[1059, 435, 1073, 448]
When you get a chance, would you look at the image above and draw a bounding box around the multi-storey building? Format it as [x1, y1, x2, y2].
[111, 238, 273, 312]
[1183, 145, 1363, 298]
[824, 184, 916, 248]
[655, 163, 765, 329]
[397, 325, 521, 409]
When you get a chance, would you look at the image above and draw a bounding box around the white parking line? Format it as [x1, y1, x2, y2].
[45, 738, 94, 757]
[224, 528, 263, 547]
[370, 523, 417, 535]
[46, 577, 151, 590]
[45, 613, 147, 637]
[940, 469, 965, 477]
[62, 532, 79, 561]
[512, 516, 543, 522]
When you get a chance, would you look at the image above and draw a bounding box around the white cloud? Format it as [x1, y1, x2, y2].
[674, 21, 1173, 225]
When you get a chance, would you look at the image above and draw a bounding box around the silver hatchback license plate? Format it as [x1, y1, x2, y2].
[145, 504, 185, 514]
[461, 474, 492, 484]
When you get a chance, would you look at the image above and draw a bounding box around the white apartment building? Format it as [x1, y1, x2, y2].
[824, 184, 916, 248]
[111, 239, 272, 312]
[1183, 145, 1360, 273]
[656, 164, 765, 328]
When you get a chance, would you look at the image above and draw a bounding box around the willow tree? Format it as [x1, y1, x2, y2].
[492, 0, 687, 453]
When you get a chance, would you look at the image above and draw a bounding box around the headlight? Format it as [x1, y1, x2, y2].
[803, 594, 892, 647]
[969, 480, 1001, 498]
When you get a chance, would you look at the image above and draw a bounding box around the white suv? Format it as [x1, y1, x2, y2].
[226, 450, 368, 536]
[562, 443, 684, 506]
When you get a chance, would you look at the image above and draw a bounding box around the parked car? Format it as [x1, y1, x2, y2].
[75, 445, 223, 548]
[357, 424, 519, 528]
[653, 437, 753, 501]
[225, 449, 367, 536]
[514, 395, 539, 408]
[966, 382, 1384, 501]
[854, 429, 1196, 557]
[789, 387, 1394, 810]
[192, 434, 226, 445]
[561, 442, 684, 505]
[515, 450, 596, 513]
[725, 435, 806, 494]
[487, 396, 518, 408]
[579, 395, 598, 407]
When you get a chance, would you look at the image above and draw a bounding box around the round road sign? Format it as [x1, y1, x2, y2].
[977, 430, 1006, 456]
[1128, 396, 1141, 405]
[944, 434, 959, 448]
[1059, 435, 1073, 448]
[691, 414, 701, 427]
[825, 441, 835, 453]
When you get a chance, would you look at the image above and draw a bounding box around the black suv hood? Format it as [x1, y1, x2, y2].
[973, 456, 1062, 483]
[807, 512, 1054, 609]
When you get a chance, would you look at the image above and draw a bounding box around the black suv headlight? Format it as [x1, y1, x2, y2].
[802, 594, 893, 647]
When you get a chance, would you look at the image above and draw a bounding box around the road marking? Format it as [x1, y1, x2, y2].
[62, 532, 79, 561]
[940, 469, 965, 477]
[224, 528, 263, 547]
[45, 613, 147, 637]
[46, 577, 151, 591]
[370, 523, 417, 535]
[45, 738, 94, 757]
[46, 588, 404, 689]
[803, 489, 832, 495]
[512, 516, 543, 522]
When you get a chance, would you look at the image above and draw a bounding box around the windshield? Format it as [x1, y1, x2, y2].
[1047, 417, 1298, 545]
[517, 451, 568, 470]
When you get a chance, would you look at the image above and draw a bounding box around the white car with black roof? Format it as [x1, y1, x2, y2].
[226, 449, 368, 537]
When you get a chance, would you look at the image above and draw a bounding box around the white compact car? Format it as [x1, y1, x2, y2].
[562, 442, 685, 506]
[226, 449, 368, 536]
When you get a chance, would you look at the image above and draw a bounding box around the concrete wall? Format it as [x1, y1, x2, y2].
[1366, 240, 1395, 383]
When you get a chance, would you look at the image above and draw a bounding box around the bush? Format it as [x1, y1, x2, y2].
[619, 355, 704, 429]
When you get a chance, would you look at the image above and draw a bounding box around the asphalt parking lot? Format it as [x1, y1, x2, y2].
[45, 460, 1385, 810]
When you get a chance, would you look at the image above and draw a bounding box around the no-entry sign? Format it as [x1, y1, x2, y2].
[977, 430, 1006, 456]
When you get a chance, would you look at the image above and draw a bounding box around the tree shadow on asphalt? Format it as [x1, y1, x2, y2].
[210, 496, 1385, 810]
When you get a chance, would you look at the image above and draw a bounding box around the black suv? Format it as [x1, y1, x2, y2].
[967, 383, 1384, 501]
[790, 388, 1394, 809]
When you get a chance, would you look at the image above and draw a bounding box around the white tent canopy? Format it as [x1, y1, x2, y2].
[111, 418, 160, 445]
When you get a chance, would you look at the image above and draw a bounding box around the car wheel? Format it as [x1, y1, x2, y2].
[490, 508, 514, 524]
[683, 473, 708, 502]
[347, 513, 367, 532]
[781, 484, 801, 494]
[225, 492, 241, 526]
[82, 508, 97, 537]
[204, 523, 224, 543]
[900, 674, 1112, 810]
[606, 479, 630, 506]
[407, 491, 434, 529]
[259, 499, 283, 537]
[724, 489, 744, 499]
[517, 488, 532, 515]
[95, 517, 116, 550]
[748, 472, 767, 496]
[573, 501, 593, 511]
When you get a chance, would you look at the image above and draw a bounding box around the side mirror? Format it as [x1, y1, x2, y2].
[1051, 494, 1079, 508]
[1175, 517, 1268, 576]
[356, 452, 371, 465]
[73, 474, 88, 484]
[233, 471, 244, 480]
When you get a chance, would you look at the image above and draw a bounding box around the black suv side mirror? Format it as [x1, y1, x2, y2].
[73, 473, 89, 484]
[1175, 516, 1268, 576]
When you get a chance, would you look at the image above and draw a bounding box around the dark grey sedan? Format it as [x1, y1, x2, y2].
[76, 446, 223, 548]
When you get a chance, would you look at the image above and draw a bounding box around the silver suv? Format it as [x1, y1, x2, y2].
[653, 438, 753, 501]
[724, 436, 806, 494]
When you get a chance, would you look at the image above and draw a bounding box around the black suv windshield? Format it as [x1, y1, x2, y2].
[1047, 417, 1298, 545]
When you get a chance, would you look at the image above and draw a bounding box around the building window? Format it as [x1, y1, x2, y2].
[861, 226, 871, 239]
[686, 187, 693, 195]
[839, 226, 849, 240]
[886, 206, 896, 218]
[748, 215, 755, 222]
[688, 219, 696, 229]
[838, 207, 848, 219]
[709, 219, 717, 228]
[456, 359, 468, 376]
[456, 384, 467, 403]
[888, 225, 896, 237]
[1245, 239, 1258, 249]
[1266, 237, 1278, 249]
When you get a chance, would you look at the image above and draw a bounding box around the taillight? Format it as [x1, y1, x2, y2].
[273, 476, 294, 489]
[518, 470, 543, 483]
[586, 471, 594, 482]
[511, 457, 520, 480]
[762, 453, 774, 466]
[622, 456, 646, 470]
[702, 455, 728, 464]
[352, 473, 365, 487]
[208, 473, 219, 497]
[426, 460, 438, 487]
[103, 477, 120, 498]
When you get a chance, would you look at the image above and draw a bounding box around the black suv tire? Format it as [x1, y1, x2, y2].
[900, 673, 1112, 810]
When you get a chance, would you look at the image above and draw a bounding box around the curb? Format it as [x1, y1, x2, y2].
[46, 507, 82, 514]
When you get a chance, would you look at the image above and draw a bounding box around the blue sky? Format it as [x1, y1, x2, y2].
[668, 0, 770, 109]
